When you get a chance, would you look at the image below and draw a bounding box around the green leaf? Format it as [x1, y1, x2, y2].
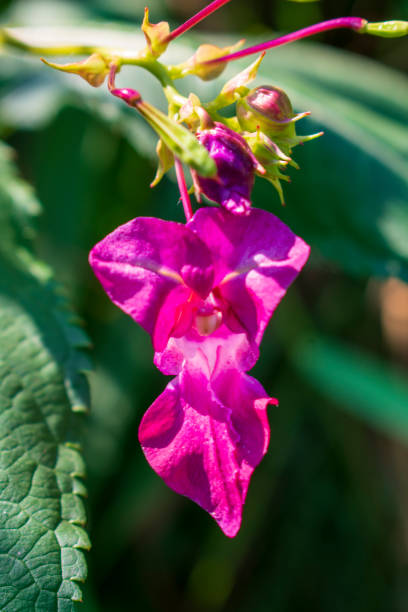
[0, 142, 90, 610]
[292, 334, 408, 440]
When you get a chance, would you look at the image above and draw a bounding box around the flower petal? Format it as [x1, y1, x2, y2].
[89, 217, 214, 351]
[193, 123, 256, 216]
[188, 207, 310, 346]
[139, 355, 275, 537]
[153, 317, 259, 375]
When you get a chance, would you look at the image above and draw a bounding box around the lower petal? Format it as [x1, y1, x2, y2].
[139, 364, 275, 537]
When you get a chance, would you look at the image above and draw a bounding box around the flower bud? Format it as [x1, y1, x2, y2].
[192, 123, 263, 215]
[361, 19, 408, 38]
[142, 7, 170, 58]
[184, 40, 244, 81]
[237, 85, 295, 134]
[41, 53, 110, 87]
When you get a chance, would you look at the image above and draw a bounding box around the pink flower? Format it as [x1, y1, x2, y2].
[89, 207, 309, 535]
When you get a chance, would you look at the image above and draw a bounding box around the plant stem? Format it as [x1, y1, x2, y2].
[205, 16, 366, 64]
[165, 0, 232, 42]
[125, 56, 174, 87]
[175, 159, 193, 221]
[2, 27, 178, 88]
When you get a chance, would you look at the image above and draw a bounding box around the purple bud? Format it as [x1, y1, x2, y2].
[237, 85, 294, 134]
[110, 87, 142, 106]
[248, 86, 293, 120]
[192, 123, 258, 215]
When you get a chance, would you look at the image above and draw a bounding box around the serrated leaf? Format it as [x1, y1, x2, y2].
[0, 143, 91, 610]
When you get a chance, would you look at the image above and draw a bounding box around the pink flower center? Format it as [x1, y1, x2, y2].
[171, 291, 224, 339]
[194, 304, 223, 336]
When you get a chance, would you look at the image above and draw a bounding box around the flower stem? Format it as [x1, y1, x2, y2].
[175, 159, 193, 221]
[205, 16, 367, 64]
[108, 63, 142, 107]
[166, 0, 232, 42]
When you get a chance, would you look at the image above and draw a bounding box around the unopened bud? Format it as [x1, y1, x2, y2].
[192, 123, 263, 215]
[237, 85, 295, 134]
[41, 53, 110, 87]
[110, 87, 142, 106]
[185, 40, 244, 81]
[361, 19, 408, 38]
[142, 7, 170, 57]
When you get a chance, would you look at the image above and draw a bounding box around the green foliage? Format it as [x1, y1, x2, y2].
[293, 334, 408, 440]
[0, 143, 90, 610]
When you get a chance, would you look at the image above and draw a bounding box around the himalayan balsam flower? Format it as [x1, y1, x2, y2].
[192, 123, 262, 216]
[89, 207, 309, 536]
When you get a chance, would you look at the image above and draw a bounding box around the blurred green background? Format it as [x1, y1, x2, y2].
[1, 0, 408, 610]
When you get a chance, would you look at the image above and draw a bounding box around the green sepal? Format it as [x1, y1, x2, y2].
[276, 131, 324, 152]
[179, 93, 202, 130]
[206, 54, 265, 112]
[151, 138, 174, 187]
[245, 131, 290, 166]
[137, 100, 216, 177]
[244, 131, 291, 204]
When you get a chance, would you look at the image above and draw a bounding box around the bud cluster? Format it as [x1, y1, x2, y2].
[38, 6, 406, 212]
[175, 52, 321, 207]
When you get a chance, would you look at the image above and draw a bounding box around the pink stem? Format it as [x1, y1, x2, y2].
[108, 63, 117, 90]
[175, 159, 193, 221]
[205, 16, 367, 64]
[108, 64, 142, 106]
[166, 0, 232, 42]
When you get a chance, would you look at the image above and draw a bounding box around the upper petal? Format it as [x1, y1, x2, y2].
[188, 207, 310, 346]
[139, 355, 275, 537]
[89, 217, 214, 351]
